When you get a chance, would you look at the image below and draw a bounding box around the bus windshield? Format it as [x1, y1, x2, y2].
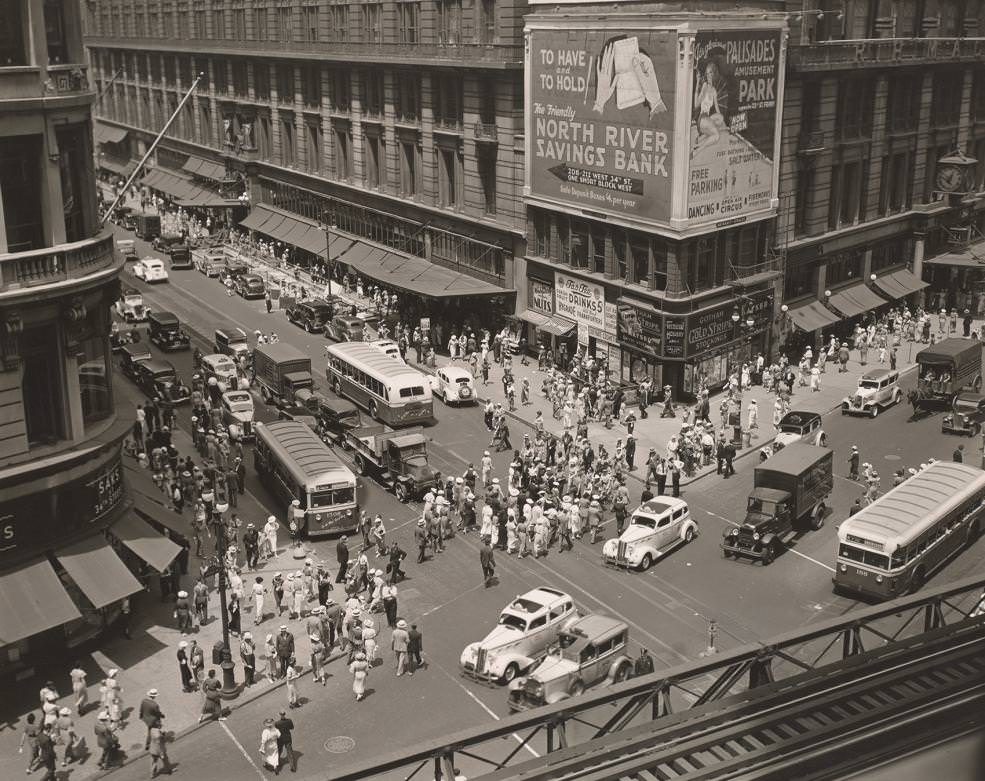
[838, 543, 889, 570]
[310, 486, 355, 509]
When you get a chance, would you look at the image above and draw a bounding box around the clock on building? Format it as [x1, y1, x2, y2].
[935, 151, 977, 194]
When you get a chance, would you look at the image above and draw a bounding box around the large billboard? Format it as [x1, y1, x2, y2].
[686, 29, 783, 228]
[528, 27, 678, 225]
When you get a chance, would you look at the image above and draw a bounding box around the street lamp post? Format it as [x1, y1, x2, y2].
[211, 501, 239, 696]
[321, 218, 338, 304]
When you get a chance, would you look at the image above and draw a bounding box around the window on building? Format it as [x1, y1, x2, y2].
[397, 2, 420, 43]
[258, 115, 272, 158]
[924, 142, 954, 203]
[277, 63, 294, 104]
[162, 3, 174, 37]
[302, 65, 320, 108]
[531, 210, 550, 258]
[199, 102, 212, 145]
[396, 74, 420, 121]
[135, 8, 146, 35]
[334, 124, 352, 179]
[21, 326, 65, 446]
[477, 146, 497, 214]
[332, 69, 351, 111]
[826, 251, 862, 285]
[163, 57, 176, 87]
[569, 220, 590, 269]
[434, 73, 463, 127]
[362, 3, 381, 42]
[255, 63, 270, 100]
[329, 2, 349, 41]
[232, 60, 248, 97]
[613, 231, 627, 279]
[836, 79, 874, 140]
[212, 8, 224, 39]
[800, 80, 821, 135]
[306, 121, 322, 173]
[479, 78, 496, 125]
[478, 0, 496, 43]
[829, 160, 867, 229]
[193, 3, 206, 37]
[438, 145, 459, 207]
[886, 74, 920, 132]
[281, 115, 296, 167]
[652, 240, 668, 291]
[232, 7, 246, 38]
[364, 132, 385, 189]
[363, 71, 383, 116]
[972, 68, 985, 124]
[302, 5, 319, 41]
[278, 6, 293, 41]
[437, 0, 462, 44]
[631, 235, 650, 284]
[871, 237, 910, 273]
[0, 135, 43, 252]
[252, 6, 267, 39]
[399, 137, 419, 196]
[213, 60, 228, 94]
[43, 0, 68, 64]
[784, 261, 815, 300]
[879, 151, 913, 215]
[78, 328, 112, 427]
[688, 237, 720, 292]
[932, 69, 964, 127]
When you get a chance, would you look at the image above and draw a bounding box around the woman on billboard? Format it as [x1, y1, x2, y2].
[691, 50, 730, 154]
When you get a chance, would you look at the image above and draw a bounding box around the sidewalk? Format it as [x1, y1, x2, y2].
[0, 423, 340, 780]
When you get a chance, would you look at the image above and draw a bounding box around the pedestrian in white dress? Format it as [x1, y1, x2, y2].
[263, 516, 279, 558]
[259, 719, 280, 771]
[252, 577, 266, 624]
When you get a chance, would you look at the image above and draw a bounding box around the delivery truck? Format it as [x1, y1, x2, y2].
[252, 343, 313, 405]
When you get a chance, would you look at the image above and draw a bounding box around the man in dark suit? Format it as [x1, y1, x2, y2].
[479, 538, 496, 586]
[138, 689, 163, 750]
[274, 710, 297, 773]
[723, 441, 737, 478]
[407, 623, 424, 674]
[335, 535, 350, 583]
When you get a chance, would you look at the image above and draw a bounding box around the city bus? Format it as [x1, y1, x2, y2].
[325, 341, 434, 426]
[253, 420, 359, 538]
[834, 461, 985, 600]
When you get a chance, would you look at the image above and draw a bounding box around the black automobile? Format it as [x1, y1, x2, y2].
[316, 396, 363, 448]
[942, 392, 985, 436]
[168, 244, 193, 270]
[236, 273, 266, 299]
[219, 261, 249, 285]
[119, 342, 153, 380]
[133, 359, 192, 404]
[147, 311, 191, 351]
[285, 299, 334, 333]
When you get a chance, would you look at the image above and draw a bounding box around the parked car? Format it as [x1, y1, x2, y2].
[194, 250, 226, 277]
[367, 340, 403, 361]
[602, 497, 697, 571]
[115, 288, 149, 322]
[147, 311, 190, 351]
[315, 396, 363, 449]
[168, 244, 193, 270]
[324, 315, 365, 342]
[218, 260, 249, 285]
[507, 615, 633, 711]
[119, 343, 152, 380]
[431, 366, 476, 405]
[942, 392, 985, 436]
[841, 368, 902, 417]
[286, 299, 335, 333]
[197, 352, 240, 389]
[220, 390, 255, 440]
[214, 325, 251, 364]
[460, 587, 578, 684]
[132, 359, 191, 403]
[236, 274, 266, 299]
[116, 238, 137, 261]
[133, 257, 169, 283]
[773, 410, 826, 448]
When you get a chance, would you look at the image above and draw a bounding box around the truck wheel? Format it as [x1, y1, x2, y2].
[395, 482, 409, 502]
[869, 405, 879, 418]
[368, 401, 379, 419]
[811, 503, 826, 530]
[355, 454, 368, 476]
[638, 553, 653, 571]
[762, 543, 777, 565]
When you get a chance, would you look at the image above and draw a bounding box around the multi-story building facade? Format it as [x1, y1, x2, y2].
[0, 0, 178, 677]
[85, 0, 526, 324]
[777, 0, 985, 354]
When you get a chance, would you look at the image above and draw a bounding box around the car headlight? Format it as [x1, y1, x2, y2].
[315, 514, 322, 521]
[875, 574, 884, 583]
[753, 532, 761, 541]
[963, 415, 970, 423]
[730, 528, 739, 537]
[839, 563, 847, 572]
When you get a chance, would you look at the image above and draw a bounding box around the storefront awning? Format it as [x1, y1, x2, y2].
[182, 156, 228, 183]
[340, 240, 510, 299]
[55, 536, 143, 609]
[828, 283, 888, 319]
[175, 187, 241, 210]
[0, 559, 81, 645]
[94, 121, 129, 145]
[99, 158, 136, 177]
[516, 309, 576, 336]
[143, 168, 198, 201]
[238, 209, 267, 232]
[924, 242, 985, 268]
[786, 300, 840, 332]
[872, 268, 928, 300]
[110, 511, 181, 573]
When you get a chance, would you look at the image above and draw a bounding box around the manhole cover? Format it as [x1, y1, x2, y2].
[884, 454, 902, 461]
[324, 736, 356, 754]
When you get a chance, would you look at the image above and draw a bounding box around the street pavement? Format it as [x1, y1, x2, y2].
[5, 214, 984, 781]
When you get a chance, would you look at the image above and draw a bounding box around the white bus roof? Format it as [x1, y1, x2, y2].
[326, 342, 425, 381]
[837, 461, 985, 553]
[256, 420, 354, 486]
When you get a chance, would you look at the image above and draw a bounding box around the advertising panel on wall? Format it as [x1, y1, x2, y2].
[530, 279, 555, 313]
[686, 28, 783, 229]
[617, 300, 662, 354]
[683, 289, 773, 358]
[527, 25, 679, 226]
[555, 271, 606, 330]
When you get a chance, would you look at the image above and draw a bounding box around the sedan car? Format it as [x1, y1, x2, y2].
[841, 368, 902, 417]
[602, 497, 697, 571]
[431, 366, 476, 405]
[942, 392, 985, 436]
[286, 300, 334, 333]
[132, 359, 191, 404]
[507, 615, 633, 711]
[197, 353, 239, 389]
[773, 410, 826, 448]
[220, 390, 255, 440]
[115, 289, 149, 322]
[460, 587, 578, 684]
[236, 274, 266, 299]
[133, 257, 169, 283]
